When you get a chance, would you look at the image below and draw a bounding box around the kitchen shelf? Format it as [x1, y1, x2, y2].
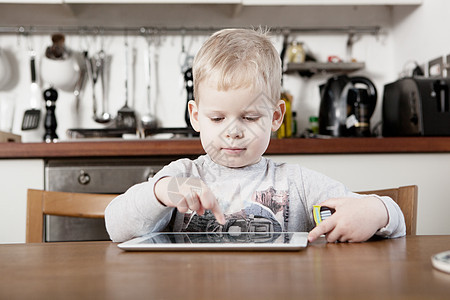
[63, 0, 240, 3]
[0, 137, 449, 159]
[63, 0, 423, 4]
[285, 61, 365, 75]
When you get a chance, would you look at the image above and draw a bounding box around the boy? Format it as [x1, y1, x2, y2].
[105, 28, 405, 243]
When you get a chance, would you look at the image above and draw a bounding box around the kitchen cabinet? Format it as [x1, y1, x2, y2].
[2, 0, 419, 4]
[0, 159, 44, 244]
[0, 0, 62, 3]
[242, 0, 423, 5]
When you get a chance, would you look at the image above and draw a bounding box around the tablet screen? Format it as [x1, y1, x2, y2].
[118, 232, 308, 251]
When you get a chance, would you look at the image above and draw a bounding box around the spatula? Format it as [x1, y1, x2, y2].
[21, 50, 41, 130]
[116, 38, 136, 129]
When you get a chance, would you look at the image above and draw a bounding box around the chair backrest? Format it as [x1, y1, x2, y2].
[26, 189, 118, 243]
[357, 185, 418, 236]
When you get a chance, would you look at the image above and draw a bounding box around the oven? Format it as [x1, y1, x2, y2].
[44, 157, 183, 242]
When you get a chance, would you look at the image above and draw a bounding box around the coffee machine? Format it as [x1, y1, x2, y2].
[319, 75, 377, 137]
[382, 77, 450, 136]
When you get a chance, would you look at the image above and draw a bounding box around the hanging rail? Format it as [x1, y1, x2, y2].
[0, 25, 381, 36]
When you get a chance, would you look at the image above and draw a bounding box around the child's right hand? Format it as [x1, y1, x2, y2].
[154, 176, 226, 225]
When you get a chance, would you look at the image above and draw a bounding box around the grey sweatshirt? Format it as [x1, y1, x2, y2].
[105, 155, 406, 242]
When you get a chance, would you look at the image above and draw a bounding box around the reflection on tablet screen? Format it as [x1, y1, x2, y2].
[142, 232, 292, 245]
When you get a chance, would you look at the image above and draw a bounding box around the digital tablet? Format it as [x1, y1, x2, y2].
[118, 232, 308, 251]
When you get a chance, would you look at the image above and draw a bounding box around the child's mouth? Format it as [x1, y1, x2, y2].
[221, 147, 246, 155]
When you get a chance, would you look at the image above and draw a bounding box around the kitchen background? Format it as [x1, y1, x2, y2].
[1, 0, 447, 141]
[1, 0, 450, 242]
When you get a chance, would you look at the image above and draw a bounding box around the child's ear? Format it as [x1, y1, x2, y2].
[271, 99, 286, 131]
[188, 100, 201, 132]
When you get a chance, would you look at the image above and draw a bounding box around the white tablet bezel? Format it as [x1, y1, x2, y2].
[118, 232, 308, 251]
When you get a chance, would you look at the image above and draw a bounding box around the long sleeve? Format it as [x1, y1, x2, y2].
[105, 158, 198, 242]
[373, 195, 406, 238]
[104, 180, 174, 242]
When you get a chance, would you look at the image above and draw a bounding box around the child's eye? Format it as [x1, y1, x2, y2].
[243, 116, 260, 122]
[210, 117, 224, 123]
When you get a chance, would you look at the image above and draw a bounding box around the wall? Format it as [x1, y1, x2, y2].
[392, 0, 450, 76]
[0, 3, 401, 141]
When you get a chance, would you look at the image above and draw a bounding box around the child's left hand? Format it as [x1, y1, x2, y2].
[308, 196, 389, 243]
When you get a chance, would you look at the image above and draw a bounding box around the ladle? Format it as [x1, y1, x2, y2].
[98, 50, 112, 123]
[86, 50, 111, 124]
[140, 34, 157, 130]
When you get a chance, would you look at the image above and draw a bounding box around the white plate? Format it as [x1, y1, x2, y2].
[431, 250, 450, 274]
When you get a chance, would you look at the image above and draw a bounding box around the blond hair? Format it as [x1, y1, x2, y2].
[193, 28, 281, 104]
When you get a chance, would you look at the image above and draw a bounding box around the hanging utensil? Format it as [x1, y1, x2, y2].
[98, 49, 112, 123]
[21, 46, 41, 131]
[73, 51, 88, 111]
[86, 49, 111, 124]
[85, 31, 111, 124]
[85, 52, 98, 121]
[140, 32, 157, 130]
[116, 35, 136, 129]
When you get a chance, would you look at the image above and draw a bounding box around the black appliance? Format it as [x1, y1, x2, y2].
[382, 77, 450, 136]
[319, 74, 377, 137]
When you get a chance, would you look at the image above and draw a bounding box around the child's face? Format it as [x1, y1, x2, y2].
[189, 81, 285, 168]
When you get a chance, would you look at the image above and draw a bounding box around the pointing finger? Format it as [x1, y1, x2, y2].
[198, 186, 226, 225]
[210, 201, 226, 225]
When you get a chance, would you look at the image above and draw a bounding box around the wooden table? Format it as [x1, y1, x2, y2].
[1, 236, 449, 299]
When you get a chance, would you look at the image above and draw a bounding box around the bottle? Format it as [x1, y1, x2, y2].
[287, 41, 305, 64]
[309, 116, 319, 134]
[278, 91, 293, 138]
[292, 111, 298, 137]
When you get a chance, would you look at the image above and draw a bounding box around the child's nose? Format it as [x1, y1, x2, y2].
[226, 124, 244, 138]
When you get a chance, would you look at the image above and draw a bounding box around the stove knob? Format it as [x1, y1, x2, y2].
[78, 170, 91, 185]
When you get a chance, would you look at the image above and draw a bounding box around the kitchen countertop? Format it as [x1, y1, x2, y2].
[1, 137, 450, 159]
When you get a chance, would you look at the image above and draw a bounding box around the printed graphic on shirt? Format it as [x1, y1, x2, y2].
[182, 186, 289, 234]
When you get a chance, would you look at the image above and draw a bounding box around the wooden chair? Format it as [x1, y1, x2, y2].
[26, 189, 118, 243]
[358, 185, 418, 236]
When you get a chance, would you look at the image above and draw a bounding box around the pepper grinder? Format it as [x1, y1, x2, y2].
[184, 67, 194, 130]
[43, 87, 58, 143]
